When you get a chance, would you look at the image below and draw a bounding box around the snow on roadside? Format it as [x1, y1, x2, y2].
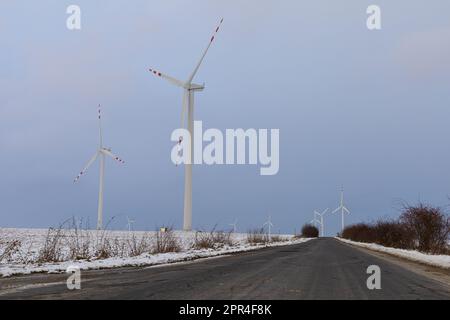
[337, 238, 450, 269]
[0, 228, 311, 277]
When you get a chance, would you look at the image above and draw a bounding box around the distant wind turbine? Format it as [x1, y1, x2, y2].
[263, 215, 274, 240]
[73, 105, 125, 230]
[332, 186, 350, 232]
[148, 19, 224, 231]
[314, 208, 329, 237]
[229, 219, 238, 233]
[126, 216, 135, 232]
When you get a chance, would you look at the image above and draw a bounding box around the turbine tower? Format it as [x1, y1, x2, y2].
[148, 19, 224, 231]
[332, 186, 350, 232]
[73, 105, 125, 230]
[314, 208, 329, 237]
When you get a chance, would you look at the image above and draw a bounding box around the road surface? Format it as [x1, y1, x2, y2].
[1, 238, 449, 299]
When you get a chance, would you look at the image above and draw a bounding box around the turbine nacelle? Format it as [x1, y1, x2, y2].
[186, 83, 205, 92]
[148, 68, 205, 92]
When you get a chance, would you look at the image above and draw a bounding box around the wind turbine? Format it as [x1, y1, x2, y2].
[73, 105, 125, 230]
[148, 19, 224, 231]
[229, 219, 238, 233]
[314, 208, 329, 237]
[332, 186, 350, 232]
[310, 218, 320, 228]
[263, 215, 274, 240]
[126, 216, 135, 232]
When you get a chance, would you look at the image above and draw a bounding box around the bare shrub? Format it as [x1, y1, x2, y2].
[400, 204, 450, 254]
[342, 223, 376, 243]
[93, 231, 115, 259]
[373, 219, 414, 249]
[247, 228, 269, 245]
[127, 233, 152, 257]
[192, 228, 234, 250]
[301, 224, 319, 238]
[15, 241, 35, 265]
[67, 218, 92, 260]
[37, 226, 66, 263]
[341, 204, 449, 254]
[152, 228, 181, 253]
[0, 239, 22, 263]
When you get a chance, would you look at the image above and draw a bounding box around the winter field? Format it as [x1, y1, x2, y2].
[0, 228, 309, 277]
[337, 238, 450, 269]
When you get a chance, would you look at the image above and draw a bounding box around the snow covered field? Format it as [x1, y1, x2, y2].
[0, 228, 310, 277]
[338, 238, 450, 269]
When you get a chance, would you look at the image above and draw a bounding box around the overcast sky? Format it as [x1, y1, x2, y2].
[1, 1, 450, 235]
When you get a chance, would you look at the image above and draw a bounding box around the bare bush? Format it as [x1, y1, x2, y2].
[67, 218, 92, 260]
[341, 204, 449, 254]
[0, 239, 22, 263]
[247, 228, 269, 245]
[192, 229, 234, 250]
[373, 219, 414, 249]
[37, 227, 66, 263]
[301, 224, 319, 238]
[127, 233, 152, 257]
[342, 223, 377, 243]
[93, 231, 115, 259]
[152, 228, 181, 253]
[400, 204, 450, 254]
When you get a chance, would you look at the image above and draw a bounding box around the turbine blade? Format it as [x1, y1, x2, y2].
[344, 207, 350, 214]
[101, 149, 125, 164]
[98, 105, 103, 148]
[332, 207, 340, 214]
[73, 152, 99, 183]
[148, 68, 184, 87]
[187, 18, 224, 83]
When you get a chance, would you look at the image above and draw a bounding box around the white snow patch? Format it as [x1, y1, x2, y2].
[337, 238, 450, 269]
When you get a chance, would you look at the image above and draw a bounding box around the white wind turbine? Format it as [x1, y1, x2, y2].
[263, 215, 274, 240]
[126, 216, 135, 232]
[314, 208, 329, 237]
[148, 19, 224, 231]
[310, 218, 319, 228]
[73, 106, 125, 230]
[310, 214, 320, 228]
[332, 186, 350, 233]
[229, 219, 238, 233]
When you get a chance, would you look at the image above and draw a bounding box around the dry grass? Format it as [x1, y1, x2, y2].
[247, 228, 269, 245]
[192, 228, 234, 250]
[152, 228, 181, 253]
[0, 239, 22, 263]
[67, 218, 92, 260]
[36, 225, 67, 263]
[127, 233, 152, 257]
[269, 235, 288, 242]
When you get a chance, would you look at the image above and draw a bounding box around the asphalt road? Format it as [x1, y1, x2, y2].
[1, 238, 449, 300]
